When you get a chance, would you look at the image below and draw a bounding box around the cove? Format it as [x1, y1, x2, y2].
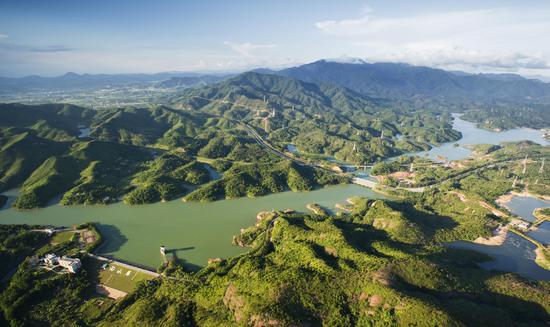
[449, 195, 550, 280]
[416, 114, 549, 161]
[448, 233, 550, 280]
[0, 185, 385, 270]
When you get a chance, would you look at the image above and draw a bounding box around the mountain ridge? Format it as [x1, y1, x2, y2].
[276, 60, 550, 103]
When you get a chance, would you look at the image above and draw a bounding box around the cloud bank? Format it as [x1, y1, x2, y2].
[315, 6, 550, 74]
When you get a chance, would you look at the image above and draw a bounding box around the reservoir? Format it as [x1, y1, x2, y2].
[1, 113, 549, 277]
[502, 194, 549, 245]
[417, 114, 549, 161]
[448, 233, 550, 280]
[503, 195, 550, 222]
[0, 185, 385, 270]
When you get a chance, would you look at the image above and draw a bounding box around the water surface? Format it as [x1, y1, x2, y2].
[505, 196, 550, 223]
[448, 194, 550, 280]
[416, 114, 549, 161]
[448, 233, 550, 280]
[0, 185, 384, 269]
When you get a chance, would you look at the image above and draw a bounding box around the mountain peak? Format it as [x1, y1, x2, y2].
[324, 56, 368, 65]
[62, 72, 80, 78]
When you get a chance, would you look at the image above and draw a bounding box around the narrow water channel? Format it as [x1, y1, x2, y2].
[416, 113, 549, 161]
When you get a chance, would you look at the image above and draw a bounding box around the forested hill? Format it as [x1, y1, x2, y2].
[174, 71, 386, 114]
[174, 71, 460, 163]
[278, 60, 550, 104]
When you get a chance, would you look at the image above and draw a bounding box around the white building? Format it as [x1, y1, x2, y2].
[58, 256, 82, 273]
[44, 254, 59, 266]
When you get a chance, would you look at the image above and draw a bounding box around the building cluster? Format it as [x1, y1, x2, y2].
[510, 220, 530, 231]
[42, 253, 82, 273]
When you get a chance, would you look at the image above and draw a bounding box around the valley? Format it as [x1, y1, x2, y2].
[1, 62, 549, 326]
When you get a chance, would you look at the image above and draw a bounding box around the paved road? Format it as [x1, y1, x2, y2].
[180, 95, 548, 194]
[417, 156, 547, 189]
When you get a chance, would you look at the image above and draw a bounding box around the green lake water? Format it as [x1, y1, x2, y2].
[0, 185, 385, 270]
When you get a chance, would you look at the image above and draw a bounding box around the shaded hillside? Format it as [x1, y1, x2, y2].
[278, 60, 550, 104]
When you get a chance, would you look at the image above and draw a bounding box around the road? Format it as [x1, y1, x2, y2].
[180, 95, 548, 194]
[182, 94, 436, 192]
[416, 156, 547, 189]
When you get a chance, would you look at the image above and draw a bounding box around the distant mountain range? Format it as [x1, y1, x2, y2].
[2, 60, 550, 105]
[276, 60, 550, 104]
[0, 72, 230, 92]
[175, 71, 386, 114]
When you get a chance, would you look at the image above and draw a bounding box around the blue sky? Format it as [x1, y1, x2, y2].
[1, 0, 549, 77]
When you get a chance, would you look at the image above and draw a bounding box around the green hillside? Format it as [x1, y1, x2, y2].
[175, 72, 461, 163]
[0, 132, 70, 192]
[95, 198, 546, 326]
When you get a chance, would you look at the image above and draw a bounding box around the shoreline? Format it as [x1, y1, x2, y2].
[496, 190, 550, 210]
[473, 225, 509, 246]
[535, 247, 550, 270]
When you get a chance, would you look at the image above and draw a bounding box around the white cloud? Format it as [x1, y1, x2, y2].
[0, 34, 8, 39]
[315, 6, 550, 74]
[223, 41, 277, 58]
[380, 43, 548, 70]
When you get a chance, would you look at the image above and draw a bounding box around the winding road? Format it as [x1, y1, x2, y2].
[180, 95, 548, 194]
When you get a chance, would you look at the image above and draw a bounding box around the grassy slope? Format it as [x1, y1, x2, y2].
[0, 132, 70, 192]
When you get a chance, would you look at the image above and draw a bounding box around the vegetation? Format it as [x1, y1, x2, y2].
[0, 190, 548, 326]
[185, 161, 347, 202]
[461, 105, 550, 131]
[175, 72, 461, 164]
[2, 63, 550, 326]
[307, 203, 329, 216]
[124, 152, 212, 205]
[95, 205, 547, 326]
[0, 225, 49, 278]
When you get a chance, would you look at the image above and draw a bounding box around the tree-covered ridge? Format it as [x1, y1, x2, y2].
[0, 101, 350, 208]
[0, 224, 50, 278]
[0, 103, 95, 141]
[124, 152, 211, 205]
[460, 104, 550, 131]
[275, 60, 550, 131]
[96, 199, 547, 326]
[0, 104, 208, 208]
[0, 190, 547, 325]
[174, 72, 461, 164]
[184, 160, 347, 202]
